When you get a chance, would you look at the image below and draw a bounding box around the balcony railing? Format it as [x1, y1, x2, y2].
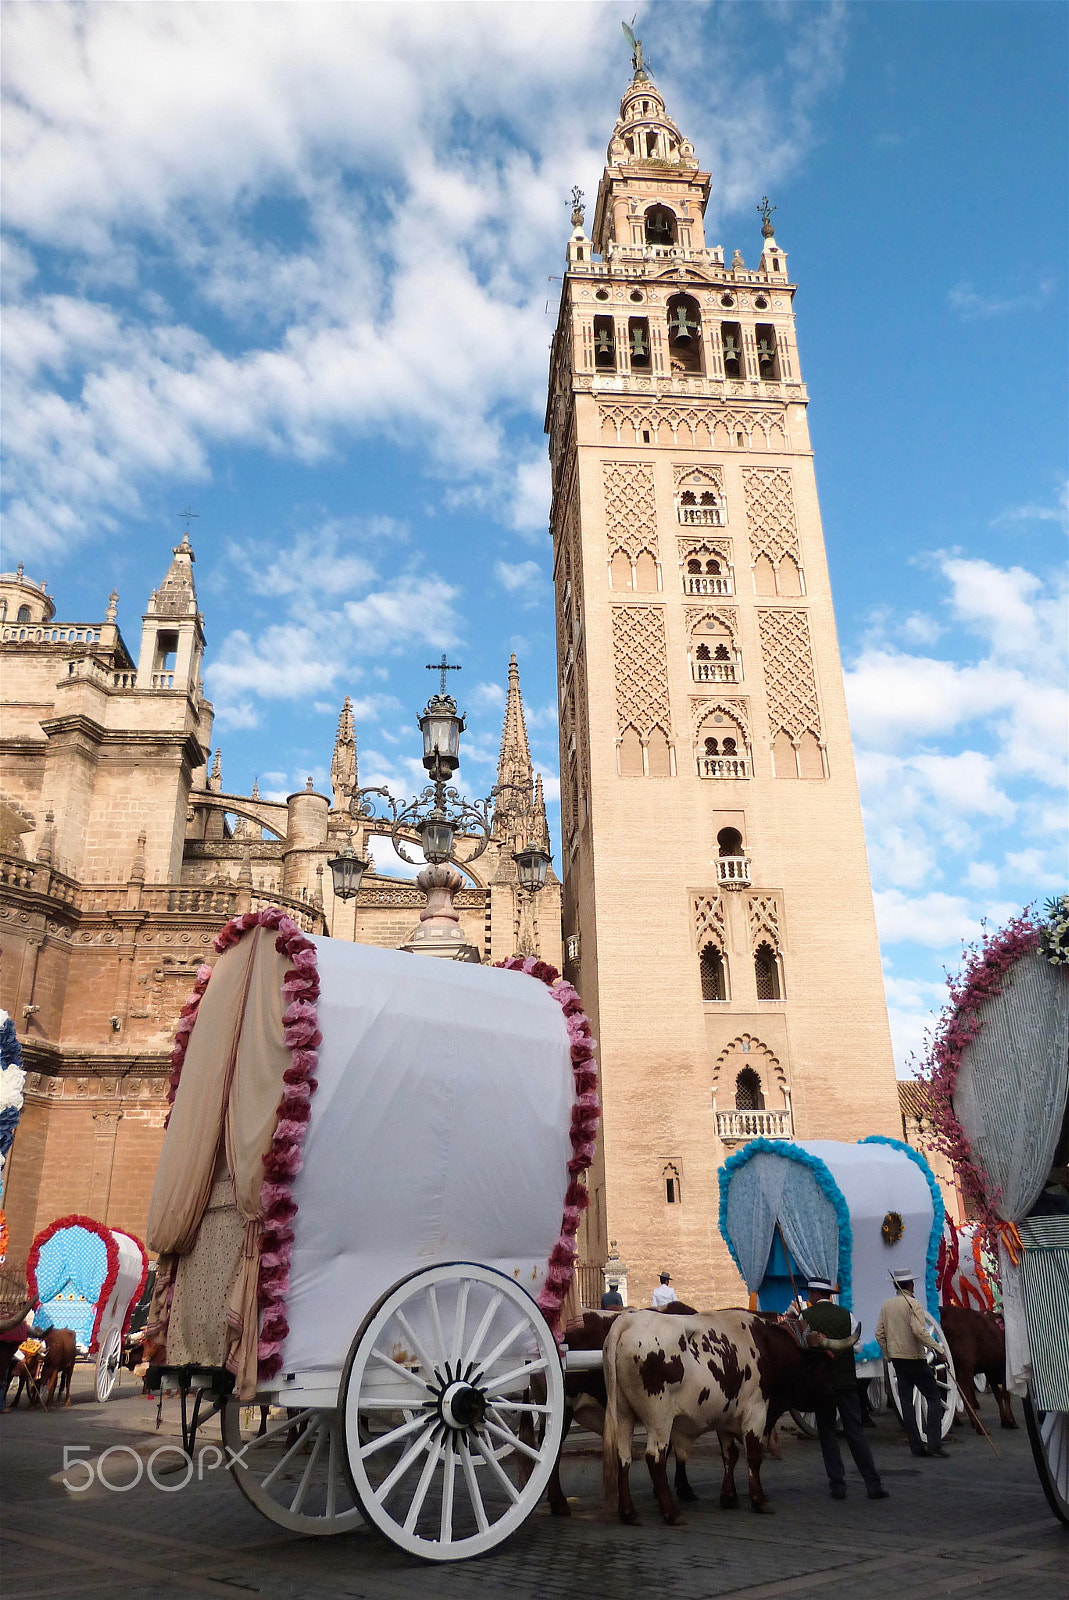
[700, 756, 748, 779]
[692, 660, 738, 683]
[684, 575, 732, 596]
[1, 624, 102, 645]
[716, 855, 751, 887]
[678, 507, 723, 527]
[716, 1108, 792, 1142]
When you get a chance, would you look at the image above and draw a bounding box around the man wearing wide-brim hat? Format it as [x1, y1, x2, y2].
[875, 1269, 948, 1458]
[802, 1279, 889, 1501]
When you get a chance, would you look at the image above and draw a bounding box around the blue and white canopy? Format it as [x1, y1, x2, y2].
[718, 1136, 944, 1360]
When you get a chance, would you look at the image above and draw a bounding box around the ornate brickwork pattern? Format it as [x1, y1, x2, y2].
[673, 463, 724, 492]
[742, 467, 800, 567]
[693, 892, 727, 951]
[599, 402, 788, 451]
[684, 606, 737, 638]
[757, 608, 822, 740]
[611, 606, 671, 736]
[747, 893, 781, 948]
[689, 696, 751, 741]
[602, 461, 659, 560]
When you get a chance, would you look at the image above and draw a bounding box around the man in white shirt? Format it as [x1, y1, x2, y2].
[651, 1272, 676, 1309]
[875, 1269, 947, 1458]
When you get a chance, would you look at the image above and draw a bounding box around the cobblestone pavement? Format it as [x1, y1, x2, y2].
[2, 1366, 1065, 1600]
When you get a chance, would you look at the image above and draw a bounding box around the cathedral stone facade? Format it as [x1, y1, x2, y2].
[0, 551, 559, 1266]
[549, 69, 901, 1307]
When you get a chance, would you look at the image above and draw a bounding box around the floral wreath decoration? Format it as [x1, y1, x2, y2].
[881, 1211, 904, 1246]
[163, 919, 599, 1376]
[494, 955, 600, 1343]
[919, 894, 1068, 1232]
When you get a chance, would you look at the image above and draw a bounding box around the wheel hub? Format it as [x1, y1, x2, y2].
[438, 1378, 486, 1431]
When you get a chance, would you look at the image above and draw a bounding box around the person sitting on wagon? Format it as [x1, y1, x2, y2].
[875, 1269, 948, 1458]
[802, 1279, 889, 1501]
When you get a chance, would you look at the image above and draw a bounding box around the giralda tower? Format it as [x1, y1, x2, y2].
[546, 54, 901, 1306]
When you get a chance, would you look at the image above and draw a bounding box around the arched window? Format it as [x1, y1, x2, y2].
[735, 1068, 765, 1110]
[717, 827, 744, 857]
[644, 205, 676, 247]
[695, 643, 710, 661]
[663, 1162, 682, 1205]
[704, 736, 718, 756]
[713, 643, 730, 660]
[666, 294, 703, 374]
[705, 558, 721, 574]
[593, 315, 616, 370]
[687, 558, 702, 575]
[16, 605, 31, 622]
[755, 942, 782, 1000]
[721, 736, 737, 756]
[700, 943, 726, 1001]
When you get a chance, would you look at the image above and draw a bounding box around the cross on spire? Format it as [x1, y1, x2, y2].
[177, 506, 199, 535]
[426, 653, 462, 695]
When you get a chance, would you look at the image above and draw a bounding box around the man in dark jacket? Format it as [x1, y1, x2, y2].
[803, 1279, 889, 1501]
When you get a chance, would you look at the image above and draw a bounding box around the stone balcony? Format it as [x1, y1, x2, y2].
[684, 575, 732, 596]
[700, 756, 748, 780]
[678, 507, 724, 528]
[692, 660, 739, 684]
[715, 855, 751, 888]
[716, 1108, 792, 1142]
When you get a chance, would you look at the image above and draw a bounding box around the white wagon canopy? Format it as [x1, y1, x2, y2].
[718, 1137, 944, 1361]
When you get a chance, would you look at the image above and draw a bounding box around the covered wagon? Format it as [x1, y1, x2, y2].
[923, 902, 1069, 1523]
[145, 907, 598, 1560]
[27, 1215, 149, 1400]
[718, 1136, 957, 1436]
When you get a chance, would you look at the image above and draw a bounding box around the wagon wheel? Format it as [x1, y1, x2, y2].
[221, 1401, 362, 1535]
[885, 1315, 958, 1442]
[341, 1262, 565, 1562]
[95, 1327, 122, 1402]
[1023, 1395, 1069, 1526]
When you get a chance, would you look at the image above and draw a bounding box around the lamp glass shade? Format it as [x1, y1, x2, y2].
[514, 843, 551, 893]
[419, 699, 464, 775]
[328, 847, 368, 901]
[419, 813, 456, 864]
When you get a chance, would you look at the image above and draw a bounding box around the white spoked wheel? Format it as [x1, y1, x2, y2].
[1024, 1396, 1069, 1526]
[221, 1400, 362, 1535]
[885, 1315, 958, 1442]
[341, 1262, 565, 1562]
[95, 1327, 122, 1402]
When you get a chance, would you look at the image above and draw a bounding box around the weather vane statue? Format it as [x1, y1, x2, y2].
[570, 186, 585, 228]
[757, 196, 777, 238]
[622, 18, 647, 80]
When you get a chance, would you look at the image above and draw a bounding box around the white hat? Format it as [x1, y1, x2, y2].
[890, 1268, 916, 1287]
[807, 1278, 836, 1294]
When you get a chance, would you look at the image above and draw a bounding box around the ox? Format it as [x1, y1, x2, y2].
[37, 1328, 77, 1409]
[602, 1308, 846, 1526]
[940, 1305, 1016, 1431]
[543, 1302, 698, 1515]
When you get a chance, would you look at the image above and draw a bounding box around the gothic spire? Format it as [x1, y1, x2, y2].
[148, 531, 199, 620]
[493, 655, 535, 842]
[331, 695, 357, 809]
[532, 773, 550, 852]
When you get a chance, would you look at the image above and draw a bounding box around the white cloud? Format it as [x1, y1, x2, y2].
[494, 559, 546, 606]
[947, 278, 1054, 319]
[470, 681, 506, 711]
[873, 889, 985, 948]
[1, 4, 848, 556]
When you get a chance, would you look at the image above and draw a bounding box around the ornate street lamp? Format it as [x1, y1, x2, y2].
[327, 838, 369, 902]
[343, 656, 548, 960]
[513, 841, 552, 894]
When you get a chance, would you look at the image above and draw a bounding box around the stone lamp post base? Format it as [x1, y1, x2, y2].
[402, 863, 481, 962]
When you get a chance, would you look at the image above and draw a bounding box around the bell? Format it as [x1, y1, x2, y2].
[722, 334, 740, 363]
[756, 336, 775, 360]
[629, 325, 649, 359]
[595, 327, 614, 358]
[669, 306, 698, 343]
[646, 215, 672, 245]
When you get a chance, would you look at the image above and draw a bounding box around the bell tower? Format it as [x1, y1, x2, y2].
[548, 49, 901, 1306]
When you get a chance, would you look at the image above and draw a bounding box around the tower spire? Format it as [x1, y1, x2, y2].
[493, 655, 535, 842]
[331, 695, 357, 809]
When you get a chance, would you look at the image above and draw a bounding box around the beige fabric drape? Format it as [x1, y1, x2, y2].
[145, 927, 294, 1397]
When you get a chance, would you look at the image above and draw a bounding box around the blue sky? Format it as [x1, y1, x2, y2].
[3, 1, 1066, 1070]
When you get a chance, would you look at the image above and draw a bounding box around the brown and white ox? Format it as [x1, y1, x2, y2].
[37, 1328, 77, 1408]
[939, 1305, 1016, 1431]
[602, 1308, 846, 1526]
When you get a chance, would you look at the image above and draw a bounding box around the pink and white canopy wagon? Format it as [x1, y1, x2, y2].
[145, 907, 598, 1561]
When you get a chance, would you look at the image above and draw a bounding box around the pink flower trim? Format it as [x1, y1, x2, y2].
[918, 912, 1040, 1228]
[162, 906, 322, 1383]
[494, 955, 599, 1342]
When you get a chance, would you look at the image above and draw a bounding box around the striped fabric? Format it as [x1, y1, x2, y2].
[1019, 1215, 1069, 1412]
